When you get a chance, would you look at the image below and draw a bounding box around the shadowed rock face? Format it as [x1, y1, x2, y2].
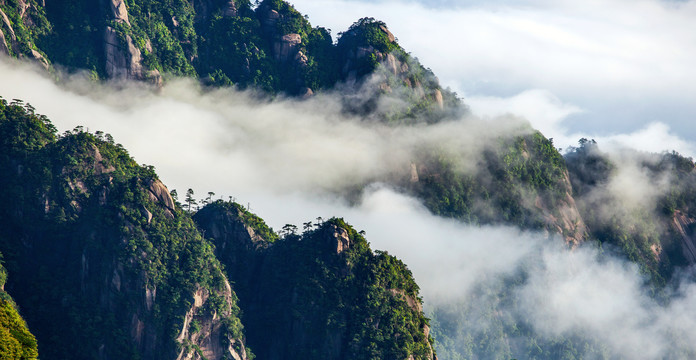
[274, 33, 301, 62]
[109, 0, 130, 24]
[324, 224, 351, 254]
[0, 103, 250, 360]
[0, 27, 9, 55]
[104, 28, 142, 80]
[195, 208, 436, 360]
[0, 8, 16, 55]
[103, 0, 147, 80]
[672, 211, 696, 264]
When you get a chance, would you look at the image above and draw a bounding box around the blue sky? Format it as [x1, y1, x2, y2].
[292, 0, 696, 155]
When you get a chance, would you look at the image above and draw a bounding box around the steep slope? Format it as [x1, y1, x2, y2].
[195, 202, 436, 360]
[0, 1, 447, 98]
[1, 0, 590, 241]
[565, 140, 696, 285]
[0, 97, 250, 360]
[399, 130, 587, 245]
[335, 17, 462, 124]
[0, 96, 441, 359]
[0, 258, 38, 360]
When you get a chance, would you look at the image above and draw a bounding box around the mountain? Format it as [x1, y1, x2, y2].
[0, 97, 251, 359]
[0, 0, 461, 123]
[1, 0, 585, 243]
[195, 203, 435, 359]
[565, 139, 696, 285]
[3, 0, 696, 359]
[0, 97, 434, 359]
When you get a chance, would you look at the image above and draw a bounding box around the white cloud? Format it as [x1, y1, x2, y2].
[291, 0, 696, 146]
[0, 57, 531, 198]
[465, 89, 696, 157]
[4, 55, 696, 359]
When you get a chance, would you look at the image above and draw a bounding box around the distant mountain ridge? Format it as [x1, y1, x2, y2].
[0, 0, 461, 123]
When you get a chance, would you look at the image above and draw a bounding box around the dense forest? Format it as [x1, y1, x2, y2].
[0, 97, 434, 359]
[3, 0, 696, 359]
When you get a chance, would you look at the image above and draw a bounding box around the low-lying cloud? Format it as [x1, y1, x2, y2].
[291, 0, 696, 150]
[468, 89, 696, 157]
[264, 184, 696, 359]
[0, 57, 531, 196]
[4, 57, 696, 359]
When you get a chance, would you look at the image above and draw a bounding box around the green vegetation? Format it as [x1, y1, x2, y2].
[411, 131, 569, 230]
[337, 17, 400, 77]
[0, 97, 247, 359]
[429, 273, 611, 360]
[0, 259, 39, 360]
[1, 98, 437, 359]
[565, 139, 696, 286]
[3, 0, 458, 122]
[230, 201, 278, 242]
[0, 0, 51, 60]
[201, 13, 277, 91]
[0, 298, 38, 360]
[195, 211, 435, 359]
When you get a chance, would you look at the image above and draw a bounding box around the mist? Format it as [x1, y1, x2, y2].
[291, 0, 696, 152]
[4, 57, 696, 358]
[0, 57, 532, 196]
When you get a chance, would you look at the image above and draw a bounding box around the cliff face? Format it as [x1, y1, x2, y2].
[0, 99, 249, 360]
[564, 142, 696, 284]
[671, 210, 696, 264]
[0, 0, 456, 119]
[0, 260, 39, 360]
[1, 97, 438, 360]
[335, 18, 461, 124]
[534, 171, 588, 246]
[195, 206, 437, 360]
[406, 131, 587, 244]
[0, 0, 50, 68]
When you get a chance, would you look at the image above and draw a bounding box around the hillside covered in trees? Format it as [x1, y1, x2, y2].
[0, 96, 435, 359]
[3, 0, 696, 359]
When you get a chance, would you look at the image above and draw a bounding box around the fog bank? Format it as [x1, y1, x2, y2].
[3, 57, 696, 359]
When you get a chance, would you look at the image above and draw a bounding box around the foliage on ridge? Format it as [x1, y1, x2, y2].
[0, 97, 248, 359]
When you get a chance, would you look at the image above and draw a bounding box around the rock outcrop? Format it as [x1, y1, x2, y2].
[175, 284, 248, 360]
[273, 33, 301, 62]
[109, 0, 130, 25]
[104, 0, 143, 80]
[323, 223, 351, 254]
[672, 210, 696, 263]
[336, 19, 457, 122]
[195, 210, 435, 360]
[221, 0, 237, 18]
[104, 26, 143, 80]
[0, 27, 8, 55]
[0, 8, 16, 55]
[148, 179, 176, 217]
[535, 171, 589, 246]
[0, 105, 250, 360]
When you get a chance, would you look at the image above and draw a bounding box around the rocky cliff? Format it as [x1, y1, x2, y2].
[0, 98, 249, 360]
[0, 97, 443, 360]
[0, 0, 457, 120]
[564, 140, 696, 284]
[195, 205, 437, 360]
[405, 131, 587, 244]
[335, 17, 461, 123]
